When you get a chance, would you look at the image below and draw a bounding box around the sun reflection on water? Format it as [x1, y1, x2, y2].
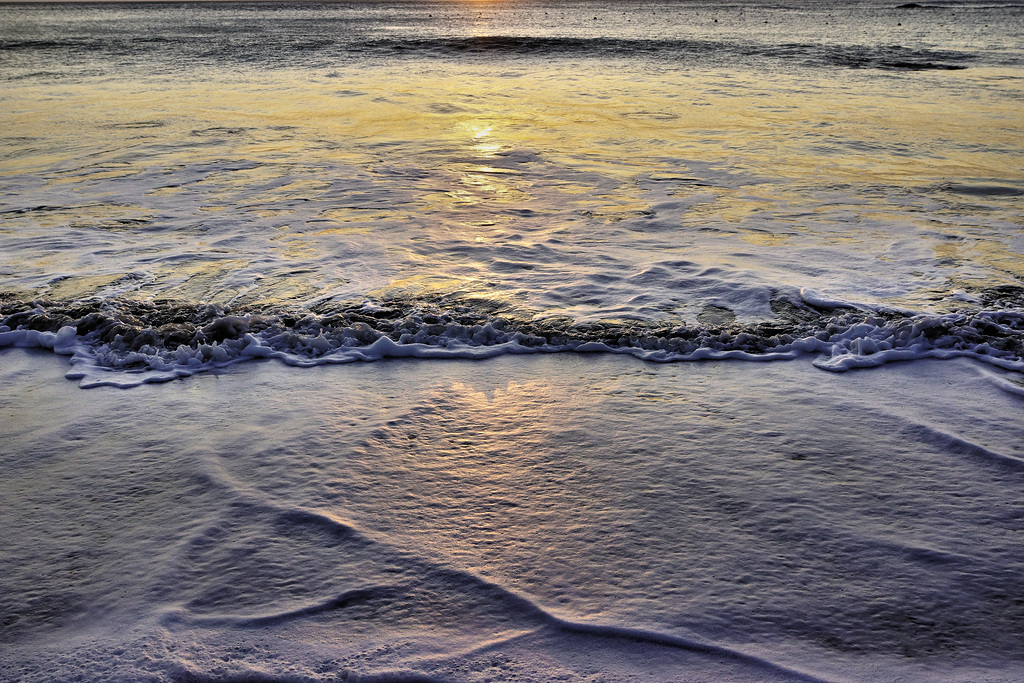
[4, 57, 1022, 313]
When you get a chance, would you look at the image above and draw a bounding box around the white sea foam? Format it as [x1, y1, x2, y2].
[2, 302, 1021, 387]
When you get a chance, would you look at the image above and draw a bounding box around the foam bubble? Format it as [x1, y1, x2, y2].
[2, 293, 1021, 387]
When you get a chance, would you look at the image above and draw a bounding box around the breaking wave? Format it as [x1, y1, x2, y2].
[2, 288, 1022, 387]
[0, 34, 978, 72]
[364, 36, 975, 70]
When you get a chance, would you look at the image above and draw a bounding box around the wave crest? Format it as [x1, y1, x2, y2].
[2, 290, 1022, 387]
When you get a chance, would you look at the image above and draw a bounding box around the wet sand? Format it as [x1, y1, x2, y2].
[2, 350, 1024, 681]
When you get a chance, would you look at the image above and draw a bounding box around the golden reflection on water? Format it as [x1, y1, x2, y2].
[43, 274, 127, 301]
[3, 61, 1022, 308]
[345, 377, 581, 582]
[9, 66, 1023, 183]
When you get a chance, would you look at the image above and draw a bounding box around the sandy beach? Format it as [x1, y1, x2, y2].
[3, 349, 1023, 681]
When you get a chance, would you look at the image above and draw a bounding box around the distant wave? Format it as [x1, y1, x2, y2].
[2, 285, 1022, 387]
[0, 35, 978, 72]
[362, 36, 975, 70]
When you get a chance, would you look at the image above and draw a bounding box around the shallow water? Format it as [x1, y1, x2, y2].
[2, 350, 1024, 681]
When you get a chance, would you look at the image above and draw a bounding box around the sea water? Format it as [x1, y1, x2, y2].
[2, 0, 1023, 382]
[1, 0, 1023, 680]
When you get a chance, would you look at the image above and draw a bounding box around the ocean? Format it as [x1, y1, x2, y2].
[1, 0, 1023, 680]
